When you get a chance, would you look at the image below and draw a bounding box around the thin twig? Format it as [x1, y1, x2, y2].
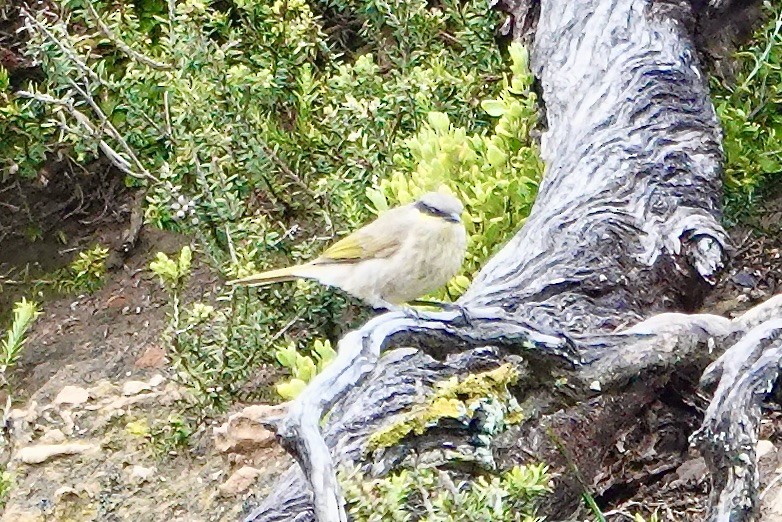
[135, 104, 168, 139]
[760, 470, 782, 500]
[257, 140, 319, 201]
[84, 2, 170, 70]
[64, 76, 156, 181]
[164, 90, 173, 139]
[20, 7, 101, 85]
[16, 90, 158, 182]
[19, 7, 158, 183]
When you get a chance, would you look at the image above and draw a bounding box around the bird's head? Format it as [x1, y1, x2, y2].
[415, 191, 464, 223]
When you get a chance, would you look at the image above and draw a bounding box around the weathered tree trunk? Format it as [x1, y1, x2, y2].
[244, 0, 777, 521]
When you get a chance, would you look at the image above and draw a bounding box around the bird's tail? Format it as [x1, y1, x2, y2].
[227, 265, 309, 287]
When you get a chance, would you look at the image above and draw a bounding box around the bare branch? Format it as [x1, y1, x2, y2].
[19, 7, 100, 85]
[62, 76, 157, 182]
[15, 90, 158, 182]
[83, 2, 171, 71]
[692, 319, 782, 520]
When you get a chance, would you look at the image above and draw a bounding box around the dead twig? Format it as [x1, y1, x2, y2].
[83, 2, 171, 71]
[257, 140, 320, 202]
[15, 90, 158, 183]
[20, 7, 101, 85]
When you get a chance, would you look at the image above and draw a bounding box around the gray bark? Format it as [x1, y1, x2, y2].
[692, 311, 782, 520]
[242, 0, 778, 521]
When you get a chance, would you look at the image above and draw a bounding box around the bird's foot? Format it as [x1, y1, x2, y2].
[372, 301, 426, 320]
[407, 300, 477, 326]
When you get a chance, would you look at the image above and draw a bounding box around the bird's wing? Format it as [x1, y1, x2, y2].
[317, 209, 408, 263]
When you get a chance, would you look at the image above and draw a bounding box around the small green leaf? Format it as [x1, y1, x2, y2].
[294, 354, 317, 382]
[481, 100, 506, 117]
[758, 156, 781, 174]
[179, 246, 192, 273]
[366, 188, 389, 214]
[276, 379, 307, 400]
[427, 111, 450, 132]
[486, 143, 507, 167]
[275, 344, 297, 368]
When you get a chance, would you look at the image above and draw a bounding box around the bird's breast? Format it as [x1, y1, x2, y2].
[383, 220, 467, 303]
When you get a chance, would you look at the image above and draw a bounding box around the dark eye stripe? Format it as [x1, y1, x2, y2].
[414, 201, 460, 222]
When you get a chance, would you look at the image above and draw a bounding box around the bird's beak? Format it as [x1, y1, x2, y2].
[447, 213, 462, 223]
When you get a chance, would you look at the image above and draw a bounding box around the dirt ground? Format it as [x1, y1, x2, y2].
[0, 172, 291, 522]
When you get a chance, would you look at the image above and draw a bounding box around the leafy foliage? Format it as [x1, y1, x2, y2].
[0, 298, 41, 380]
[1, 0, 532, 410]
[55, 244, 109, 293]
[368, 42, 542, 297]
[149, 246, 268, 410]
[340, 463, 550, 522]
[4, 0, 780, 463]
[274, 338, 336, 399]
[714, 0, 782, 222]
[0, 468, 12, 510]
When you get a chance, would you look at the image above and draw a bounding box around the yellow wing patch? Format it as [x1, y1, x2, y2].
[321, 235, 365, 261]
[318, 229, 401, 263]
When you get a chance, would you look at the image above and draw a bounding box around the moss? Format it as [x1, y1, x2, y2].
[125, 419, 150, 437]
[434, 363, 519, 400]
[367, 364, 523, 450]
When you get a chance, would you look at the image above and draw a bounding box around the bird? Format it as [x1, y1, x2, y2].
[228, 191, 468, 311]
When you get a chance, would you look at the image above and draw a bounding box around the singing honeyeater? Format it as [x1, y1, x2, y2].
[228, 191, 467, 310]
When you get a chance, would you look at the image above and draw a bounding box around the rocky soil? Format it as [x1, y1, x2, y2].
[0, 177, 291, 521]
[1, 373, 290, 522]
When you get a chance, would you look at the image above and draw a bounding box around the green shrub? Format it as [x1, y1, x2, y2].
[0, 298, 41, 384]
[0, 468, 12, 510]
[714, 0, 782, 222]
[340, 463, 550, 522]
[55, 244, 109, 293]
[3, 0, 533, 412]
[368, 42, 542, 298]
[275, 338, 337, 399]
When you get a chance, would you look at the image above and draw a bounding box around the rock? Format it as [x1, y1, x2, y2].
[101, 393, 160, 412]
[58, 409, 75, 436]
[105, 294, 128, 308]
[54, 386, 90, 406]
[122, 381, 151, 396]
[40, 428, 66, 444]
[7, 402, 38, 443]
[758, 439, 776, 459]
[16, 443, 95, 464]
[672, 457, 708, 487]
[148, 374, 166, 388]
[134, 344, 167, 369]
[218, 466, 261, 497]
[9, 402, 38, 421]
[129, 465, 157, 485]
[732, 270, 757, 288]
[87, 380, 118, 401]
[213, 404, 287, 454]
[0, 505, 40, 522]
[53, 486, 79, 503]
